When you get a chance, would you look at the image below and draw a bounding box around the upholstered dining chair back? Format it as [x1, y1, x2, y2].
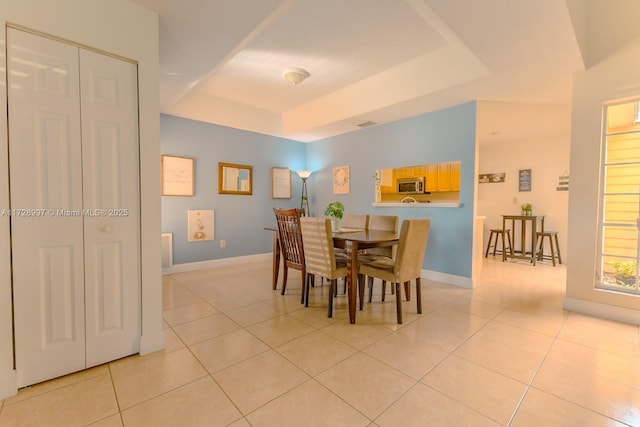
[273, 207, 306, 302]
[341, 214, 369, 230]
[359, 218, 431, 323]
[366, 215, 398, 258]
[393, 219, 431, 281]
[300, 217, 347, 316]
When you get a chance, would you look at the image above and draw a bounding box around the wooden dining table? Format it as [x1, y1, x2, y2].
[265, 226, 398, 324]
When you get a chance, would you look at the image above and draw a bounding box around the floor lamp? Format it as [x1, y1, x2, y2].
[297, 170, 312, 216]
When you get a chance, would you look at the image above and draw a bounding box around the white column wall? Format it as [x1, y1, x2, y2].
[565, 37, 640, 323]
[0, 0, 162, 398]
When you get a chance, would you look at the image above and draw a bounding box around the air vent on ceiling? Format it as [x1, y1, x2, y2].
[357, 121, 378, 128]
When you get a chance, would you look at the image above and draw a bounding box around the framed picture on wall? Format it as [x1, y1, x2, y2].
[271, 167, 291, 198]
[333, 165, 350, 194]
[161, 155, 194, 196]
[519, 169, 532, 192]
[187, 210, 214, 242]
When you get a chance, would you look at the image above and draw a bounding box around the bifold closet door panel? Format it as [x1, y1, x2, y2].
[79, 49, 141, 367]
[8, 28, 86, 388]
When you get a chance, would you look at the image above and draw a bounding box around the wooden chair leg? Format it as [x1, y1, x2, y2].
[484, 231, 492, 257]
[302, 271, 309, 306]
[358, 274, 365, 310]
[404, 281, 410, 301]
[368, 276, 374, 303]
[555, 234, 562, 264]
[395, 282, 403, 324]
[281, 265, 288, 296]
[536, 234, 544, 261]
[381, 280, 386, 302]
[416, 277, 422, 314]
[327, 279, 335, 318]
[302, 273, 308, 305]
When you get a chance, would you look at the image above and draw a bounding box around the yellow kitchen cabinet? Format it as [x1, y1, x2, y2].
[449, 161, 460, 191]
[425, 164, 438, 192]
[426, 161, 460, 192]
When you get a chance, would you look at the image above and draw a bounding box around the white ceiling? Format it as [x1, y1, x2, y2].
[127, 0, 585, 142]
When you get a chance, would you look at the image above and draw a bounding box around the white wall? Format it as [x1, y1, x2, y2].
[477, 104, 571, 260]
[0, 0, 162, 398]
[565, 36, 640, 323]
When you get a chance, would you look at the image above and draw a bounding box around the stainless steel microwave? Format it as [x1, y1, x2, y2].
[397, 177, 425, 194]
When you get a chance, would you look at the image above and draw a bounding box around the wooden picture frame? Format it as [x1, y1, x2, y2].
[271, 167, 291, 199]
[161, 155, 194, 196]
[218, 162, 253, 195]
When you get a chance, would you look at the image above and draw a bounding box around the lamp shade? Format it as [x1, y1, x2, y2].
[296, 170, 312, 179]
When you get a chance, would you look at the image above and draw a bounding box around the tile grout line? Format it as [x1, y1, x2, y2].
[504, 309, 571, 426]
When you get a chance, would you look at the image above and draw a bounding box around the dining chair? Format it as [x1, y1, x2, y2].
[363, 215, 399, 302]
[334, 214, 369, 292]
[359, 218, 431, 324]
[300, 217, 347, 316]
[341, 214, 369, 230]
[273, 207, 306, 303]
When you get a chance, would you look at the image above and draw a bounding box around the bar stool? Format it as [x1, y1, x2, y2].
[535, 231, 562, 266]
[485, 228, 512, 258]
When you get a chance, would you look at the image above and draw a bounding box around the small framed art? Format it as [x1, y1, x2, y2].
[333, 165, 350, 194]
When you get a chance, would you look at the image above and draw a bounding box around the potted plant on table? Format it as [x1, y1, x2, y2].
[324, 201, 345, 231]
[521, 203, 532, 216]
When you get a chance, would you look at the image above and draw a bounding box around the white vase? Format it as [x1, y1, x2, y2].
[331, 218, 340, 231]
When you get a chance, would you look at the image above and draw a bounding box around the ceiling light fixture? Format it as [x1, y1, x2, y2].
[283, 67, 310, 85]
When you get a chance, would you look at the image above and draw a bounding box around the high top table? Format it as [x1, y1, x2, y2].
[501, 214, 545, 266]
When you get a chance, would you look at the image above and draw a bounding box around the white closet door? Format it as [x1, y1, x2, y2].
[79, 49, 141, 366]
[8, 29, 86, 387]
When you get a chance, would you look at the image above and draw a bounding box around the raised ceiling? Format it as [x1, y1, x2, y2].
[128, 0, 585, 142]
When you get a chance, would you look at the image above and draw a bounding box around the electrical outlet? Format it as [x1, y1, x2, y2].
[220, 240, 226, 248]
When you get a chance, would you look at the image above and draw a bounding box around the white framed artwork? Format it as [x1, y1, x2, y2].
[187, 210, 214, 242]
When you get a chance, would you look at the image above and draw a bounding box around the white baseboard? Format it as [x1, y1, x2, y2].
[0, 370, 17, 400]
[163, 253, 272, 275]
[164, 255, 473, 289]
[563, 297, 640, 325]
[423, 269, 474, 288]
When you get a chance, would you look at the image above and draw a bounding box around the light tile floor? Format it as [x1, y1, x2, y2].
[1, 258, 639, 426]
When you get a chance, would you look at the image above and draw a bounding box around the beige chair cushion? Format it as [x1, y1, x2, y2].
[359, 218, 430, 284]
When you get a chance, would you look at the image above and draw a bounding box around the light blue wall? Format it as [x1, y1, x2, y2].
[160, 115, 306, 264]
[306, 102, 477, 277]
[161, 102, 477, 278]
